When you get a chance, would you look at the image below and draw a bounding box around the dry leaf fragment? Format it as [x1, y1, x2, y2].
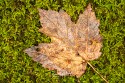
[24, 4, 102, 78]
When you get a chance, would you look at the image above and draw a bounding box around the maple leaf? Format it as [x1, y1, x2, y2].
[24, 4, 102, 78]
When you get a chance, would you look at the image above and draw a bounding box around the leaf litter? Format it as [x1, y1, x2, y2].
[24, 4, 108, 83]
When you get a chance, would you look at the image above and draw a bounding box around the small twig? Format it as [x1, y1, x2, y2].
[87, 62, 109, 83]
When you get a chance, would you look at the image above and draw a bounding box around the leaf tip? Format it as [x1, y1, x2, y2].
[86, 3, 92, 11]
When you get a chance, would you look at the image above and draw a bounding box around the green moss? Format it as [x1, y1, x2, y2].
[0, 0, 125, 83]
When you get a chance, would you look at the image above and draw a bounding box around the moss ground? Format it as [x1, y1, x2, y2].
[0, 0, 125, 83]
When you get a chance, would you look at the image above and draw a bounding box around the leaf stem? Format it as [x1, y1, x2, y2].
[87, 62, 109, 83]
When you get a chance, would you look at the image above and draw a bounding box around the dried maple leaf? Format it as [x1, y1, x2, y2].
[24, 4, 102, 78]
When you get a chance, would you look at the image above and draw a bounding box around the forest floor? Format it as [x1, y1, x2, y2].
[0, 0, 125, 83]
